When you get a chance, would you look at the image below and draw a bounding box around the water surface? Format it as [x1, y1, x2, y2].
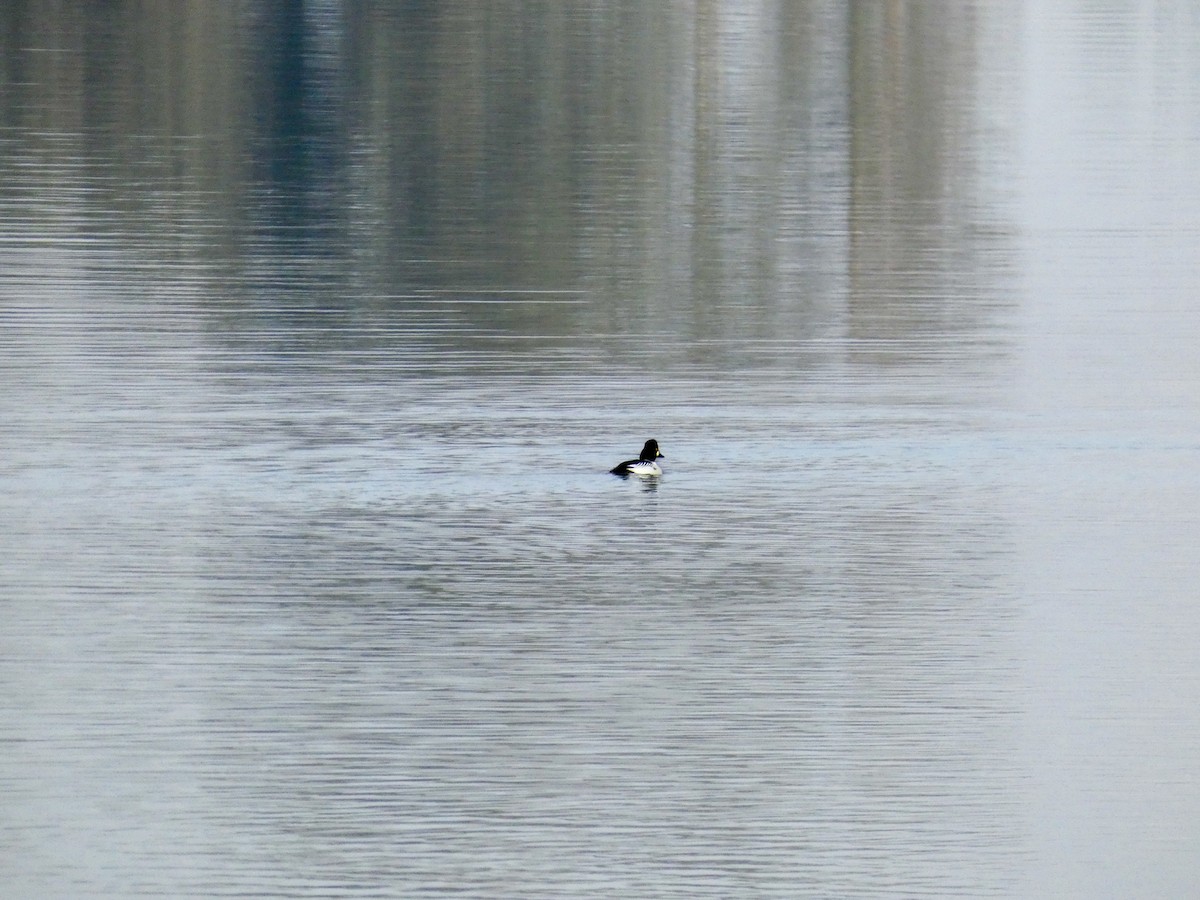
[3, 3, 1200, 897]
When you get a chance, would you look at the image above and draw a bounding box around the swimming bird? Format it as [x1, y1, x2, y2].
[610, 439, 664, 476]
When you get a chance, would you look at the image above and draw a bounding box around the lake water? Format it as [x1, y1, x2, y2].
[3, 3, 1200, 897]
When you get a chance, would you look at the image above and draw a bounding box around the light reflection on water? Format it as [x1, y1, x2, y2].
[0, 306, 1021, 898]
[3, 3, 1200, 898]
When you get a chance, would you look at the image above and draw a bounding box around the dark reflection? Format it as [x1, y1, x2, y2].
[244, 0, 353, 259]
[846, 3, 1016, 367]
[0, 1, 1012, 375]
[611, 474, 661, 493]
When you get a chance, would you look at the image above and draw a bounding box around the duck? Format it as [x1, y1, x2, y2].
[610, 439, 664, 476]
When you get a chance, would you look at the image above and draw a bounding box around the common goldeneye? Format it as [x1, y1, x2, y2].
[610, 439, 664, 476]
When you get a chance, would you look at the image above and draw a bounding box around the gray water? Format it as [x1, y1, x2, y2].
[3, 3, 1199, 897]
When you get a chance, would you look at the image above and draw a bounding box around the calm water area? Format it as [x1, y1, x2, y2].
[3, 3, 1200, 897]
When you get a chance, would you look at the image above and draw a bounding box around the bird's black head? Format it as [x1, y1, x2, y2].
[640, 439, 663, 461]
